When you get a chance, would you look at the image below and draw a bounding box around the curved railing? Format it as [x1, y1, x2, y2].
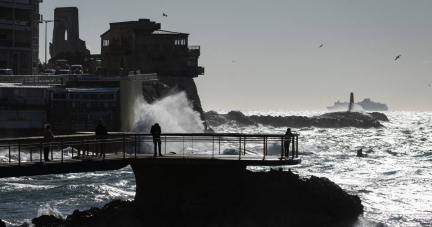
[0, 133, 300, 165]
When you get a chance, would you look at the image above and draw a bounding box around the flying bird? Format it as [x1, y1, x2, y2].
[395, 55, 401, 60]
[232, 60, 235, 62]
[162, 13, 168, 17]
[319, 44, 323, 48]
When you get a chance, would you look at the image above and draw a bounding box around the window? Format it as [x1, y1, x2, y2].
[53, 93, 66, 100]
[82, 94, 89, 100]
[107, 94, 115, 100]
[99, 94, 107, 100]
[69, 94, 80, 100]
[13, 89, 24, 98]
[103, 40, 109, 46]
[89, 94, 97, 100]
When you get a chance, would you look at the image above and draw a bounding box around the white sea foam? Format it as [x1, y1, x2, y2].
[132, 91, 204, 133]
[37, 203, 64, 220]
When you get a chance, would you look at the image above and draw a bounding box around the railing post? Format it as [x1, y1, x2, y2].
[192, 136, 194, 151]
[292, 136, 295, 160]
[244, 136, 246, 155]
[265, 137, 268, 156]
[134, 135, 137, 158]
[30, 147, 32, 162]
[8, 142, 11, 163]
[123, 135, 126, 159]
[115, 138, 118, 155]
[218, 136, 221, 155]
[239, 136, 241, 160]
[81, 139, 85, 157]
[281, 136, 284, 159]
[138, 135, 141, 154]
[183, 136, 185, 158]
[61, 141, 64, 163]
[296, 135, 299, 158]
[103, 138, 106, 161]
[165, 135, 167, 155]
[263, 137, 265, 159]
[212, 136, 215, 159]
[40, 141, 42, 162]
[18, 141, 21, 165]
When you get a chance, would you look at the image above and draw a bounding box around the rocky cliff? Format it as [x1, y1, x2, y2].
[31, 169, 370, 227]
[205, 111, 389, 129]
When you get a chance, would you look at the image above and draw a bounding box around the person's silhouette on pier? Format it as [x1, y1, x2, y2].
[284, 128, 293, 159]
[43, 124, 55, 161]
[150, 123, 163, 157]
[95, 120, 108, 157]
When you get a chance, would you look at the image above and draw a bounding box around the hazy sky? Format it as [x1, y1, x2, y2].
[40, 0, 432, 111]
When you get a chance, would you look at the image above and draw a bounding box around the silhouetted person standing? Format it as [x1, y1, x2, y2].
[95, 120, 108, 157]
[150, 123, 162, 157]
[44, 124, 54, 161]
[284, 128, 293, 158]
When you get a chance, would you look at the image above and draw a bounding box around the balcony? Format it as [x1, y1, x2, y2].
[188, 45, 200, 57]
[197, 66, 205, 75]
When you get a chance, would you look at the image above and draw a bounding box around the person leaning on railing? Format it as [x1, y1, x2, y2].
[95, 120, 108, 157]
[284, 128, 293, 159]
[43, 124, 55, 161]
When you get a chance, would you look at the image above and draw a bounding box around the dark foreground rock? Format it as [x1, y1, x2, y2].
[205, 110, 388, 128]
[32, 169, 364, 227]
[0, 219, 6, 227]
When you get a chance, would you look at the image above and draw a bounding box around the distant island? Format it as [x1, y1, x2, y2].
[327, 98, 388, 111]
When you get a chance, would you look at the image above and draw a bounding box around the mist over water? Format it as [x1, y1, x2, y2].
[132, 92, 204, 133]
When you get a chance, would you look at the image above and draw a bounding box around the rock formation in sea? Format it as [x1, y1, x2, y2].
[205, 111, 389, 129]
[31, 169, 366, 227]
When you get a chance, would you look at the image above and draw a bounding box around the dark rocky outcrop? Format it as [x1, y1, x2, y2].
[205, 110, 388, 129]
[0, 219, 6, 227]
[31, 169, 365, 227]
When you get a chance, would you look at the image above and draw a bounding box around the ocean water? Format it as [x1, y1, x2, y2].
[1, 109, 432, 226]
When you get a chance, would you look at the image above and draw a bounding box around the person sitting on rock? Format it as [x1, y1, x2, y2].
[284, 128, 293, 158]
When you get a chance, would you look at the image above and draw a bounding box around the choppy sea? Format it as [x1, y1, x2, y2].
[1, 109, 431, 227]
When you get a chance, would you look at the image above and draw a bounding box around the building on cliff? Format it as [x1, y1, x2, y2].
[49, 7, 90, 59]
[100, 19, 204, 78]
[0, 0, 43, 75]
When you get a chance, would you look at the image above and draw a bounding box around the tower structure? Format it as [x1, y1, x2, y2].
[49, 7, 89, 59]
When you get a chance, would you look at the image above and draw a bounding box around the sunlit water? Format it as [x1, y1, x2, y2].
[1, 110, 431, 226]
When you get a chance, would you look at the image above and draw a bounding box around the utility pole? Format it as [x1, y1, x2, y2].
[43, 19, 61, 69]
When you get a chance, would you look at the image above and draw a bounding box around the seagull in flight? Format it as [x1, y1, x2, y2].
[319, 44, 323, 48]
[395, 55, 401, 60]
[162, 13, 168, 17]
[232, 60, 235, 62]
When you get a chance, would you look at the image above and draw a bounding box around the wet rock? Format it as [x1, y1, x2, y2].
[206, 110, 388, 129]
[32, 215, 64, 227]
[205, 111, 228, 127]
[226, 111, 258, 126]
[0, 219, 6, 227]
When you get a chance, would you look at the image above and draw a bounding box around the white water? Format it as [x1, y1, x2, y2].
[0, 110, 431, 227]
[132, 92, 204, 133]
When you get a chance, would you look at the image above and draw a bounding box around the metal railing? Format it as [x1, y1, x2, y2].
[0, 133, 300, 165]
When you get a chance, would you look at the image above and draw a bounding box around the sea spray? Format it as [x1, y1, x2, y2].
[132, 91, 204, 133]
[37, 203, 64, 220]
[132, 92, 207, 154]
